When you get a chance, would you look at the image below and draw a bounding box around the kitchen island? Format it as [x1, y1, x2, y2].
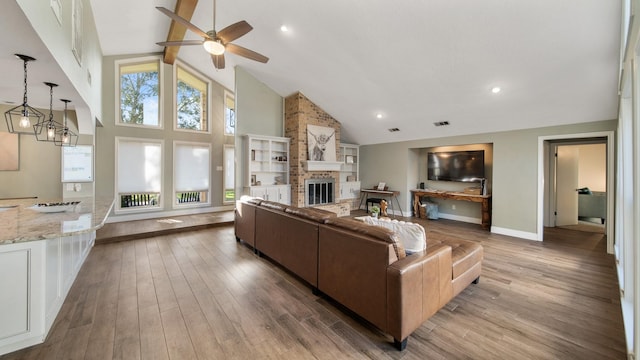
[0, 197, 114, 356]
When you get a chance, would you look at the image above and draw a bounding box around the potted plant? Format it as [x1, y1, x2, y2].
[370, 205, 380, 218]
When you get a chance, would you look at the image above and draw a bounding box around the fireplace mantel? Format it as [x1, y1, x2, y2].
[302, 160, 343, 172]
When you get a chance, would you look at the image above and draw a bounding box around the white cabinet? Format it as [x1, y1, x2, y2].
[244, 135, 291, 204]
[340, 181, 361, 200]
[0, 232, 95, 356]
[250, 185, 291, 204]
[339, 143, 360, 200]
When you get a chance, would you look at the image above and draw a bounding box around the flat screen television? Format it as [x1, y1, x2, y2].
[427, 150, 484, 182]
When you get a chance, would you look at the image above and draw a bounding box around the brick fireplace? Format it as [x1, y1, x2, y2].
[284, 92, 351, 216]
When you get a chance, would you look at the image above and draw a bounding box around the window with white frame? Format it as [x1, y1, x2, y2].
[175, 64, 209, 132]
[116, 57, 162, 128]
[174, 141, 211, 206]
[115, 137, 163, 211]
[224, 91, 235, 136]
[223, 144, 235, 203]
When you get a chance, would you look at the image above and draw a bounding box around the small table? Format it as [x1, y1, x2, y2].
[359, 189, 403, 217]
[411, 189, 492, 230]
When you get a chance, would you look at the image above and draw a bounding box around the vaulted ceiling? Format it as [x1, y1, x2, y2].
[2, 0, 623, 145]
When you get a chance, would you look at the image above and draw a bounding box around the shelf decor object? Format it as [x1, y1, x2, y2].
[4, 54, 45, 134]
[34, 82, 64, 143]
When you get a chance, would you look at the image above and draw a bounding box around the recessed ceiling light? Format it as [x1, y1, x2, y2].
[491, 86, 501, 94]
[376, 113, 383, 119]
[280, 25, 289, 32]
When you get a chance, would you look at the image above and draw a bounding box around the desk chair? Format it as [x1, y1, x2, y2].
[366, 198, 383, 212]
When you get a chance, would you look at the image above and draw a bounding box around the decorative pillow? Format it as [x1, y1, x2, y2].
[325, 217, 406, 259]
[362, 216, 427, 254]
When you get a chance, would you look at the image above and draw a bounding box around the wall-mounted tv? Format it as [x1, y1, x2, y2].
[427, 150, 485, 182]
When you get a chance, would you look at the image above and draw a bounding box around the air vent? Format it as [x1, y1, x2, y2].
[388, 128, 400, 132]
[434, 121, 450, 127]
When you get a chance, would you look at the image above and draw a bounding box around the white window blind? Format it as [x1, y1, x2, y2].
[224, 145, 234, 190]
[117, 138, 162, 193]
[174, 142, 210, 191]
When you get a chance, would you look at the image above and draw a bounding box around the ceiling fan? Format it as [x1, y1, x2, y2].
[155, 0, 268, 69]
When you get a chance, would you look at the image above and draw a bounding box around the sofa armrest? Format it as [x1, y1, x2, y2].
[386, 244, 453, 342]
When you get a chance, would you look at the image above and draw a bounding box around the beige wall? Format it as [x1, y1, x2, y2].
[234, 67, 284, 197]
[96, 54, 234, 219]
[360, 120, 616, 235]
[577, 143, 606, 192]
[17, 0, 103, 134]
[0, 104, 90, 200]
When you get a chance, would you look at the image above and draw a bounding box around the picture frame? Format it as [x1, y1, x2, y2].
[345, 155, 355, 164]
[377, 182, 386, 191]
[71, 0, 83, 66]
[50, 0, 62, 25]
[346, 175, 356, 182]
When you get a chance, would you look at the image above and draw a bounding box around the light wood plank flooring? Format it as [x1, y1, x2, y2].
[1, 217, 626, 359]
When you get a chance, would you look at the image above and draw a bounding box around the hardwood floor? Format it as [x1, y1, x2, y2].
[1, 217, 626, 359]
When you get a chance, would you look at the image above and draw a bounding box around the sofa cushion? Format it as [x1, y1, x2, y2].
[285, 207, 337, 223]
[259, 200, 289, 212]
[325, 217, 406, 259]
[427, 233, 483, 279]
[240, 195, 263, 206]
[361, 216, 427, 254]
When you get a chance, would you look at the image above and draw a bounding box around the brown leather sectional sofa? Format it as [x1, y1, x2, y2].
[234, 197, 483, 351]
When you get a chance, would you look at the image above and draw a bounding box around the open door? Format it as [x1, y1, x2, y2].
[555, 145, 579, 226]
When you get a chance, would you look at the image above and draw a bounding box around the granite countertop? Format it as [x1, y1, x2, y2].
[0, 197, 115, 245]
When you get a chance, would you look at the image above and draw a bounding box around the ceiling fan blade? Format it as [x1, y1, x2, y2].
[156, 7, 210, 39]
[226, 43, 269, 63]
[156, 40, 203, 47]
[216, 20, 253, 43]
[212, 54, 225, 69]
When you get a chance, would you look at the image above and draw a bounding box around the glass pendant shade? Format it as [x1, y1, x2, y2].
[4, 54, 45, 134]
[34, 82, 63, 142]
[54, 99, 78, 147]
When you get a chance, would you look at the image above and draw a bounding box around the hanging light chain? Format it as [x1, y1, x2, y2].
[48, 83, 54, 121]
[22, 58, 28, 106]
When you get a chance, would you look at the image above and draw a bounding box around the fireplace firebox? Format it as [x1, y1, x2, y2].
[305, 178, 335, 206]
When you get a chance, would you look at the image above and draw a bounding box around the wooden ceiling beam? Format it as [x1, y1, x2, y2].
[162, 0, 199, 65]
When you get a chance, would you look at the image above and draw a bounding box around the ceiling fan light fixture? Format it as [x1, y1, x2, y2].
[203, 40, 225, 55]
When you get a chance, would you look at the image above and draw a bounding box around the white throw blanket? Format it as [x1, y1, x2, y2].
[361, 216, 427, 253]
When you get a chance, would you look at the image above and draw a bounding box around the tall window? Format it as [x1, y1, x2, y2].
[174, 141, 211, 206]
[223, 144, 235, 203]
[176, 64, 209, 132]
[116, 57, 161, 128]
[115, 137, 163, 212]
[224, 91, 235, 136]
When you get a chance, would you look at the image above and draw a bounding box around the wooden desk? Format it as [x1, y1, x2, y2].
[359, 189, 403, 217]
[411, 190, 492, 230]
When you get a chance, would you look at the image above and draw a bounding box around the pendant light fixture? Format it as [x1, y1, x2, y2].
[34, 82, 63, 142]
[54, 99, 78, 147]
[4, 54, 45, 134]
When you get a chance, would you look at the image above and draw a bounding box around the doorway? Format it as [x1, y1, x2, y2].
[553, 142, 607, 236]
[537, 132, 614, 253]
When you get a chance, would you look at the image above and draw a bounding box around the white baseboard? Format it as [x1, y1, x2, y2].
[491, 226, 540, 241]
[436, 213, 482, 224]
[106, 205, 234, 223]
